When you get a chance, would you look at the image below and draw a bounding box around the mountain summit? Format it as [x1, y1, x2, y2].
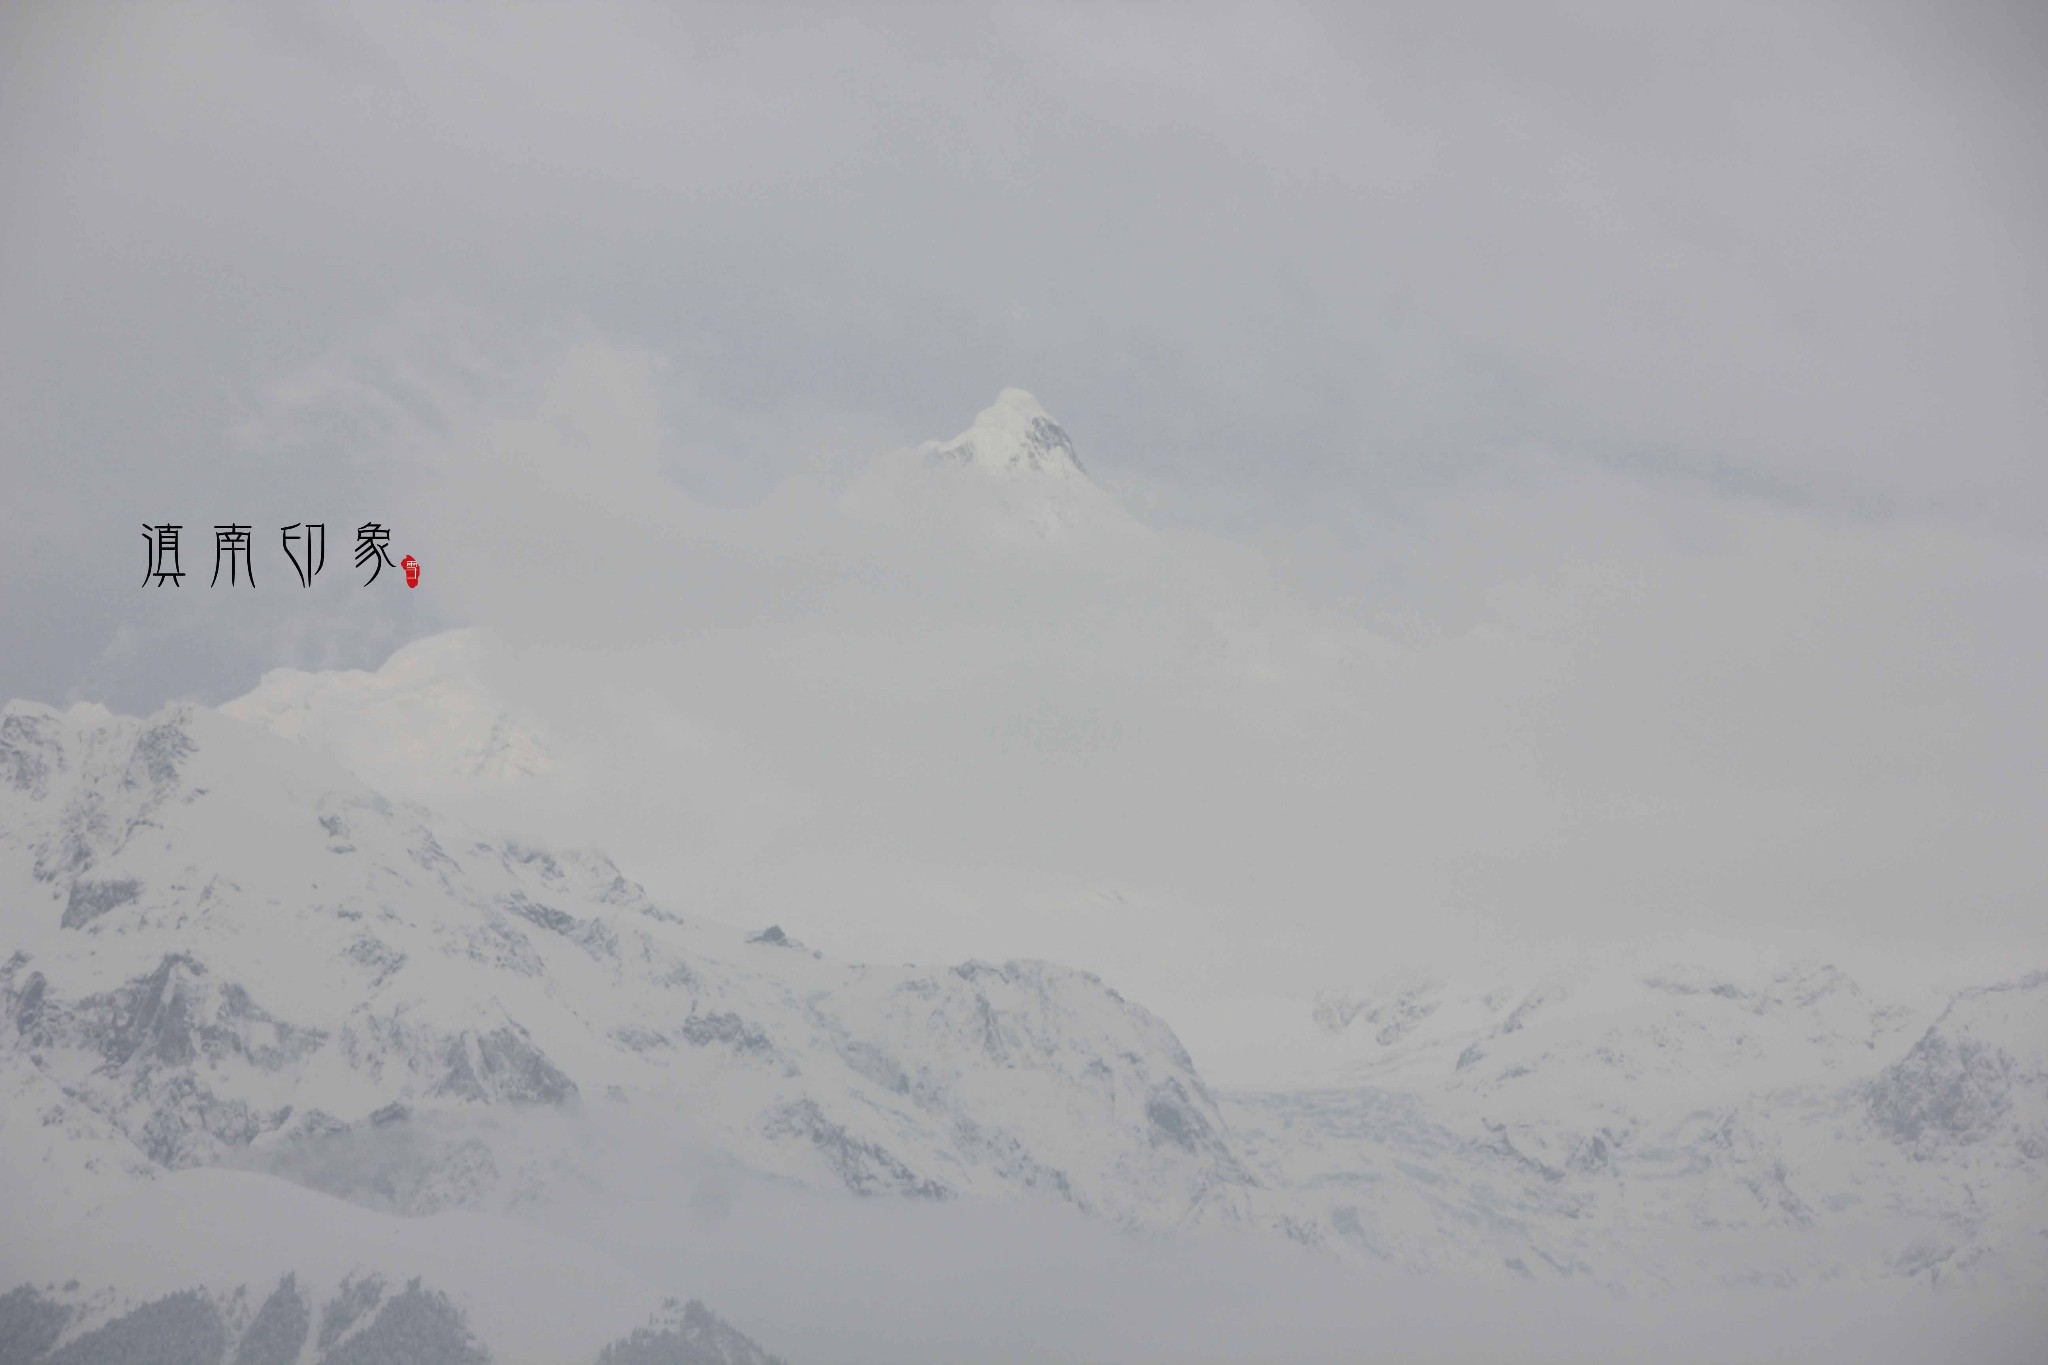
[924, 389, 1086, 479]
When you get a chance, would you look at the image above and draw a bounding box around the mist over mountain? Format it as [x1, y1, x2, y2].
[208, 382, 2047, 1086]
[5, 645, 2044, 1358]
[7, 1, 2047, 1356]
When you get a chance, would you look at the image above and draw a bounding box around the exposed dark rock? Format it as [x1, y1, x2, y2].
[596, 1298, 785, 1365]
[407, 831, 460, 878]
[0, 710, 64, 797]
[12, 957, 325, 1166]
[10, 971, 47, 1040]
[344, 938, 407, 986]
[127, 714, 196, 792]
[317, 1276, 385, 1354]
[44, 1290, 226, 1365]
[0, 1285, 70, 1365]
[504, 844, 563, 881]
[501, 894, 577, 938]
[678, 1013, 774, 1056]
[35, 791, 108, 884]
[612, 1026, 671, 1053]
[1144, 1079, 1234, 1173]
[231, 1274, 309, 1365]
[948, 1115, 1074, 1202]
[1868, 1027, 2015, 1148]
[61, 878, 142, 930]
[500, 895, 617, 960]
[933, 401, 1084, 477]
[432, 1026, 577, 1106]
[834, 1036, 910, 1094]
[320, 1281, 487, 1365]
[1484, 1121, 1566, 1184]
[86, 955, 324, 1073]
[135, 1074, 282, 1166]
[1146, 1096, 1196, 1150]
[103, 954, 206, 1067]
[1567, 1133, 1614, 1176]
[761, 1098, 948, 1199]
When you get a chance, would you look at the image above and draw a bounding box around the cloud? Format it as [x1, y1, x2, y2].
[211, 312, 2048, 1083]
[226, 1102, 2048, 1365]
[3, 0, 2044, 1068]
[4, 11, 2045, 1346]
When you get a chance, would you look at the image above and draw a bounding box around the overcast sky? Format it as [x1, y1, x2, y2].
[3, 1, 2046, 1050]
[4, 0, 2043, 704]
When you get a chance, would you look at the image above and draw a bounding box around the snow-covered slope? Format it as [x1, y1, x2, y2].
[921, 388, 1087, 480]
[1228, 958, 2048, 1288]
[0, 697, 1263, 1358]
[0, 700, 1253, 1230]
[3, 694, 2044, 1347]
[853, 386, 1132, 542]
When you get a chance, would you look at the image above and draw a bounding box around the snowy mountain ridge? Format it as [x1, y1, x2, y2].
[0, 696, 1260, 1359]
[0, 699, 1252, 1229]
[921, 388, 1087, 480]
[3, 694, 2046, 1358]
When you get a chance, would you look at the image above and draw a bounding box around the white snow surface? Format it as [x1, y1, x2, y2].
[921, 388, 1088, 480]
[4, 694, 2045, 1335]
[0, 699, 1248, 1224]
[221, 629, 556, 801]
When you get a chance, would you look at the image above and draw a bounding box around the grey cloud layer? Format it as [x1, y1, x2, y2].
[1, 2, 2043, 1007]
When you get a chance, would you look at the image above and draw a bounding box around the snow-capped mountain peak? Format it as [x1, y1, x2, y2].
[923, 389, 1086, 479]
